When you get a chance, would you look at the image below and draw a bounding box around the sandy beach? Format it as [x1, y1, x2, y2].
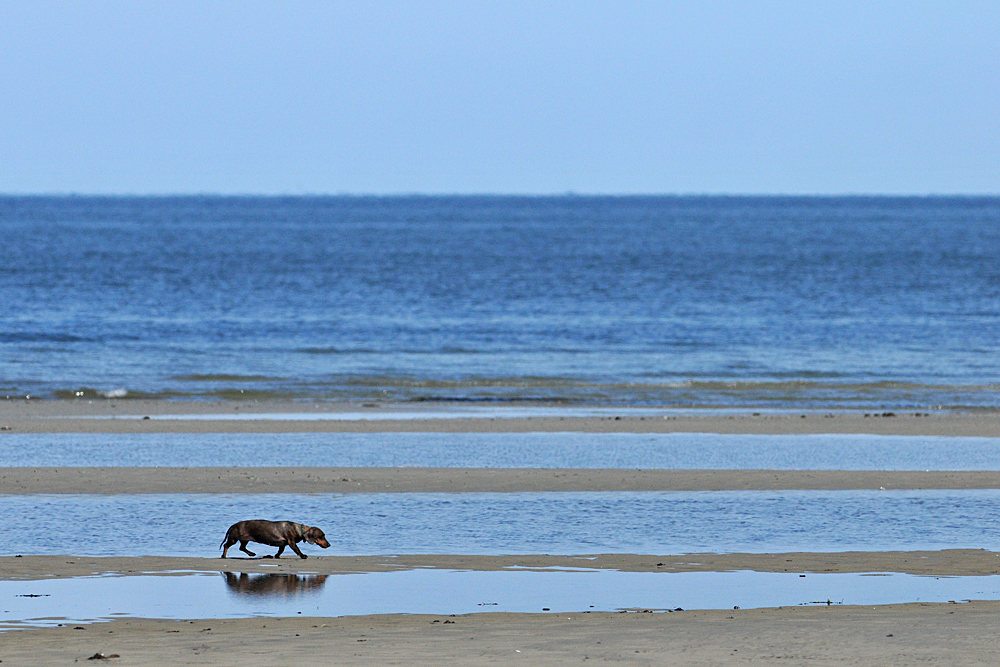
[3, 400, 1000, 664]
[3, 602, 1000, 666]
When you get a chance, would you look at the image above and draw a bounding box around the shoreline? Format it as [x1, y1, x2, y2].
[1, 399, 999, 435]
[3, 549, 1000, 579]
[5, 467, 1000, 494]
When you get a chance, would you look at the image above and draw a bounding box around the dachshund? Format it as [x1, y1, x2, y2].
[220, 519, 330, 559]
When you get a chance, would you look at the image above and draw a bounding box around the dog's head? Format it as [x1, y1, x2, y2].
[303, 526, 330, 548]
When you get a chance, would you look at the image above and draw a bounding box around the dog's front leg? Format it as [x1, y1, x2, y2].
[288, 541, 308, 559]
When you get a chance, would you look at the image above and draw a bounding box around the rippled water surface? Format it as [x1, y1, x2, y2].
[3, 432, 1000, 470]
[3, 195, 1000, 409]
[2, 490, 999, 557]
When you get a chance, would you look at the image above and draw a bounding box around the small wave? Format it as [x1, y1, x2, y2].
[677, 380, 1000, 392]
[406, 395, 581, 404]
[171, 374, 288, 382]
[296, 347, 601, 356]
[40, 375, 1000, 410]
[52, 388, 163, 400]
[0, 332, 92, 344]
[201, 388, 313, 400]
[339, 375, 597, 389]
[764, 371, 847, 380]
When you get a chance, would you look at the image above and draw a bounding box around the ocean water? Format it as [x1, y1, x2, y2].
[2, 195, 999, 409]
[3, 490, 1000, 556]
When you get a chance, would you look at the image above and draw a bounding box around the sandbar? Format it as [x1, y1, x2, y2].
[4, 467, 1000, 494]
[2, 399, 999, 436]
[3, 549, 1000, 580]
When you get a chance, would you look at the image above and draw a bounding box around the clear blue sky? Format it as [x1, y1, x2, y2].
[2, 1, 998, 194]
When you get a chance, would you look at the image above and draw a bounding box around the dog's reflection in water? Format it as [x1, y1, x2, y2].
[222, 572, 329, 597]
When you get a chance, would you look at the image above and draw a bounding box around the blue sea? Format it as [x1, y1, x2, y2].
[2, 195, 999, 410]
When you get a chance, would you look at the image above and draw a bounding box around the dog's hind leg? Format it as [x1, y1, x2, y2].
[239, 541, 257, 557]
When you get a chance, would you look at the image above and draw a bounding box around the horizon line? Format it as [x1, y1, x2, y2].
[2, 192, 999, 199]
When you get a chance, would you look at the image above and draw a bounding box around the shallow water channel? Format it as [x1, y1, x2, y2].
[2, 569, 998, 628]
[4, 490, 1000, 556]
[5, 432, 1000, 469]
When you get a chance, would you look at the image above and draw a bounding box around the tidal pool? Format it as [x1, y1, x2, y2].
[2, 569, 999, 628]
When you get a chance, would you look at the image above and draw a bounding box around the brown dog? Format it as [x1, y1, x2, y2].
[220, 519, 331, 559]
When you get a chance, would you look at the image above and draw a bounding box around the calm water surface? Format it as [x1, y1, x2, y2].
[4, 570, 1000, 626]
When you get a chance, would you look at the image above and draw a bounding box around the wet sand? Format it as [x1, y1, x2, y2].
[1, 398, 999, 436]
[4, 466, 1000, 494]
[3, 550, 1000, 580]
[3, 603, 1000, 666]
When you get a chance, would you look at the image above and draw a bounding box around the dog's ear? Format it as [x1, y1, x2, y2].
[304, 526, 317, 544]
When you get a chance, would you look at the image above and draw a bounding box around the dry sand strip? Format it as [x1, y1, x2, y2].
[4, 467, 1000, 494]
[2, 603, 999, 666]
[3, 550, 1000, 580]
[2, 399, 1000, 435]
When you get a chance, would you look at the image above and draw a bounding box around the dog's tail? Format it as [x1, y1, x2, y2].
[220, 525, 234, 550]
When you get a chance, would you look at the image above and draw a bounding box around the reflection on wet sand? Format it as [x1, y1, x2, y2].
[6, 570, 1000, 627]
[222, 572, 329, 597]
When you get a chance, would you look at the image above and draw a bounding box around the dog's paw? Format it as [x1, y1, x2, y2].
[300, 554, 309, 559]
